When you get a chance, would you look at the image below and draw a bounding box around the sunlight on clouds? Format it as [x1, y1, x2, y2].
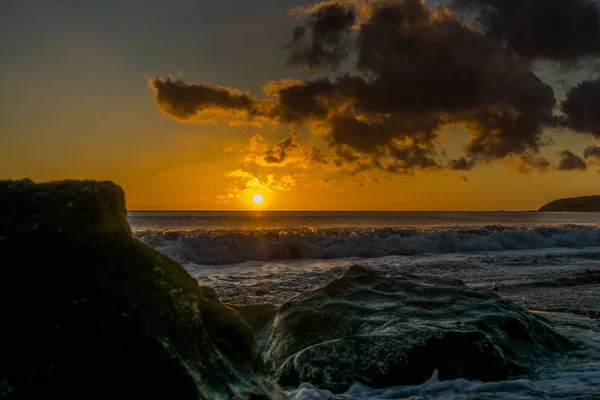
[142, 0, 600, 210]
[504, 153, 552, 175]
[219, 169, 297, 206]
[289, 0, 372, 24]
[243, 132, 325, 168]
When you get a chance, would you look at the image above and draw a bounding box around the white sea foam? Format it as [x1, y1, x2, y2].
[285, 365, 600, 399]
[313, 365, 600, 399]
[135, 225, 600, 265]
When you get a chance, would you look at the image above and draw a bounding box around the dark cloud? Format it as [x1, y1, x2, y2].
[242, 131, 332, 169]
[463, 70, 556, 159]
[514, 153, 551, 174]
[561, 80, 600, 138]
[317, 0, 556, 160]
[387, 139, 440, 171]
[449, 157, 476, 171]
[266, 79, 340, 123]
[584, 145, 600, 159]
[333, 145, 361, 166]
[457, 175, 469, 183]
[327, 113, 441, 154]
[151, 0, 600, 176]
[309, 146, 328, 164]
[286, 2, 356, 70]
[263, 133, 300, 164]
[453, 0, 600, 61]
[150, 77, 265, 121]
[558, 150, 587, 171]
[244, 132, 325, 168]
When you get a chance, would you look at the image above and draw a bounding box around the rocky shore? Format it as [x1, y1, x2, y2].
[0, 180, 583, 398]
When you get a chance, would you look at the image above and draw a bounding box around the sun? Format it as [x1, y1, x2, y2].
[252, 194, 264, 205]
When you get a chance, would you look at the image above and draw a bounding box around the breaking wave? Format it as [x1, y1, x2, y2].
[134, 225, 600, 265]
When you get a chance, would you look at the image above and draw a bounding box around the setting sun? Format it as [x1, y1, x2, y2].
[252, 194, 264, 205]
[6, 0, 600, 397]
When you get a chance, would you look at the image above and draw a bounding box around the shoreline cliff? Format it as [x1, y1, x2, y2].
[539, 195, 600, 212]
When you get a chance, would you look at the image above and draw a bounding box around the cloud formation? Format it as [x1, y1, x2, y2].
[584, 145, 600, 160]
[449, 157, 477, 171]
[243, 132, 325, 167]
[558, 150, 587, 171]
[150, 77, 266, 123]
[562, 80, 600, 138]
[288, 0, 557, 164]
[150, 0, 600, 179]
[511, 153, 552, 174]
[219, 169, 297, 203]
[286, 1, 356, 70]
[453, 0, 600, 61]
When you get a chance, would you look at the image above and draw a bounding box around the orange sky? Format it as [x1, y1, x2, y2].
[2, 0, 600, 211]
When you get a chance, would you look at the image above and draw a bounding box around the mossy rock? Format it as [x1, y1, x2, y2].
[264, 265, 575, 393]
[0, 180, 282, 399]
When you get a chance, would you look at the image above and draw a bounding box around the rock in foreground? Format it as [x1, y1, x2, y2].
[264, 266, 574, 393]
[0, 180, 282, 399]
[539, 195, 600, 212]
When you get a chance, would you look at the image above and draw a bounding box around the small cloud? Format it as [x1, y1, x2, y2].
[243, 132, 326, 168]
[221, 169, 297, 204]
[557, 150, 587, 171]
[506, 153, 551, 174]
[223, 146, 234, 153]
[226, 169, 254, 179]
[583, 145, 600, 170]
[449, 157, 476, 171]
[456, 175, 469, 183]
[584, 145, 600, 160]
[148, 76, 269, 125]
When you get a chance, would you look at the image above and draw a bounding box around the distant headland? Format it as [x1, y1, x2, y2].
[539, 196, 600, 212]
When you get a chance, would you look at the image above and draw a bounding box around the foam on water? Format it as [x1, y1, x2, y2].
[286, 314, 600, 400]
[158, 246, 600, 308]
[176, 250, 600, 399]
[135, 225, 600, 265]
[131, 214, 600, 399]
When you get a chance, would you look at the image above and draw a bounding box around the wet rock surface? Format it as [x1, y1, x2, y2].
[263, 265, 575, 393]
[0, 180, 282, 399]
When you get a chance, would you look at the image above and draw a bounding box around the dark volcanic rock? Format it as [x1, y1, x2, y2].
[263, 265, 575, 393]
[539, 195, 600, 212]
[0, 180, 282, 399]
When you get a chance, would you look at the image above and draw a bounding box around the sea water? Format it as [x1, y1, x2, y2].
[129, 211, 600, 399]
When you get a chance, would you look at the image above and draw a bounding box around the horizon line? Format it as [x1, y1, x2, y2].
[126, 209, 539, 213]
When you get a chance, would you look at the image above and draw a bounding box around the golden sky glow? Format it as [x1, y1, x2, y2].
[2, 0, 600, 211]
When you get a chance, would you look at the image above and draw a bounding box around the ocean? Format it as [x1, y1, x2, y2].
[129, 211, 600, 399]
